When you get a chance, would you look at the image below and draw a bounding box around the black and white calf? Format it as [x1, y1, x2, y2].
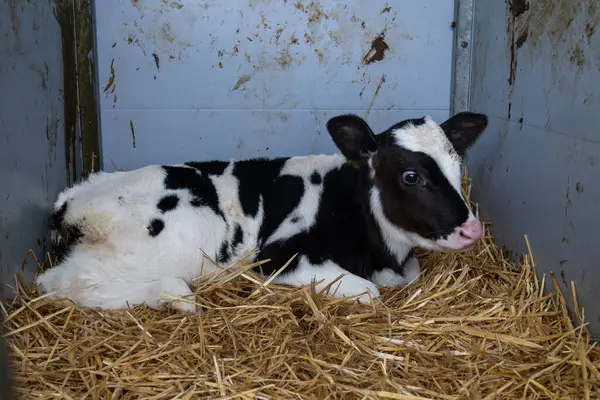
[37, 112, 488, 313]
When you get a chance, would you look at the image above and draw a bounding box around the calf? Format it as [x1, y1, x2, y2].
[37, 112, 488, 313]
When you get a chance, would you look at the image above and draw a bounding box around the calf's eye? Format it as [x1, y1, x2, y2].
[401, 170, 420, 186]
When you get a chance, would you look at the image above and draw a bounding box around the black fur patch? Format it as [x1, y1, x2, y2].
[157, 194, 179, 213]
[50, 202, 68, 233]
[218, 224, 244, 264]
[50, 202, 84, 264]
[232, 224, 243, 248]
[310, 171, 322, 185]
[147, 218, 165, 237]
[257, 174, 305, 245]
[233, 157, 288, 217]
[163, 166, 225, 219]
[217, 240, 230, 264]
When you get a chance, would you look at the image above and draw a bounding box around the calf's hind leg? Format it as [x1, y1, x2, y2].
[37, 265, 200, 313]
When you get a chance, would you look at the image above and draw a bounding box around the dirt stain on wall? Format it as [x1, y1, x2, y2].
[362, 35, 389, 64]
[130, 0, 144, 16]
[314, 49, 325, 65]
[569, 44, 585, 71]
[275, 48, 293, 69]
[8, 0, 21, 44]
[506, 0, 528, 87]
[294, 1, 329, 23]
[152, 52, 160, 71]
[126, 0, 192, 61]
[103, 58, 116, 93]
[129, 120, 136, 148]
[168, 1, 184, 10]
[364, 73, 386, 117]
[511, 0, 598, 67]
[46, 115, 59, 163]
[29, 62, 50, 90]
[505, 0, 598, 120]
[232, 75, 252, 91]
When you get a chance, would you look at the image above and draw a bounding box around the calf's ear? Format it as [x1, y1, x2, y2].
[326, 114, 378, 163]
[439, 112, 488, 157]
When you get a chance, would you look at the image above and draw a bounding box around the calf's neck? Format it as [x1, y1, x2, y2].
[37, 112, 489, 313]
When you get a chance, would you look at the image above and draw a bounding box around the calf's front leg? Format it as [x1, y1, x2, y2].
[369, 254, 421, 288]
[271, 255, 381, 303]
[37, 262, 201, 314]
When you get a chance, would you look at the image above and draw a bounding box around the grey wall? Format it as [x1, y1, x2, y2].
[0, 0, 68, 297]
[469, 0, 600, 339]
[93, 0, 456, 172]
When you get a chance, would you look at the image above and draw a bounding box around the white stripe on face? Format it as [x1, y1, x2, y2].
[391, 116, 469, 209]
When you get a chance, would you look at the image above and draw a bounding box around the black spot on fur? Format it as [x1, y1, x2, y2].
[185, 160, 229, 176]
[310, 171, 322, 185]
[217, 240, 230, 264]
[50, 202, 68, 232]
[233, 157, 288, 217]
[189, 198, 201, 207]
[290, 216, 300, 224]
[163, 166, 224, 219]
[157, 194, 179, 213]
[216, 223, 244, 265]
[232, 224, 243, 249]
[147, 218, 165, 237]
[50, 202, 84, 264]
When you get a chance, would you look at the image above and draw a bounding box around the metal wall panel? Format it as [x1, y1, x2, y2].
[0, 0, 68, 297]
[469, 0, 600, 339]
[94, 0, 456, 171]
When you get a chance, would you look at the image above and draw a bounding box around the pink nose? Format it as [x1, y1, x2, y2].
[457, 219, 483, 246]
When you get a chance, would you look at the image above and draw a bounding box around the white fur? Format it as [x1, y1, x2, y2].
[39, 165, 231, 313]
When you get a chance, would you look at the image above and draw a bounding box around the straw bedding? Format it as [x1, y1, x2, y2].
[3, 177, 600, 399]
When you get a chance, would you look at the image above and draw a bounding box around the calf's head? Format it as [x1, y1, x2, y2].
[326, 112, 488, 252]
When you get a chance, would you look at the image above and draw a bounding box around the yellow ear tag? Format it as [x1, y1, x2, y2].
[346, 159, 360, 168]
